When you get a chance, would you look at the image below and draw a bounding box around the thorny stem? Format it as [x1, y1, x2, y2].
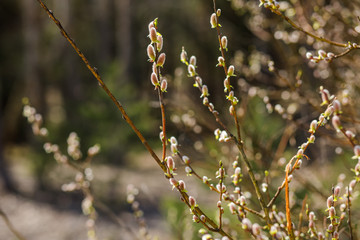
[36, 0, 167, 174]
[37, 1, 233, 238]
[212, 0, 270, 227]
[0, 208, 26, 240]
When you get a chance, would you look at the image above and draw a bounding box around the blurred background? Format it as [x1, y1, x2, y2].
[1, 0, 360, 239]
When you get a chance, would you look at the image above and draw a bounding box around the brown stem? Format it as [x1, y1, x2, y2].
[36, 0, 166, 173]
[285, 163, 295, 240]
[270, 8, 347, 48]
[347, 194, 354, 240]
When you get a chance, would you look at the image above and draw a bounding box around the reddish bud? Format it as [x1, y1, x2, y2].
[156, 35, 163, 51]
[178, 180, 186, 191]
[157, 53, 166, 67]
[182, 155, 190, 164]
[327, 196, 334, 208]
[149, 27, 158, 43]
[252, 223, 261, 235]
[147, 44, 156, 62]
[332, 115, 342, 131]
[151, 72, 159, 87]
[346, 130, 355, 139]
[189, 196, 197, 209]
[242, 218, 252, 230]
[217, 56, 225, 66]
[160, 79, 168, 92]
[354, 145, 360, 157]
[167, 156, 175, 171]
[333, 100, 341, 114]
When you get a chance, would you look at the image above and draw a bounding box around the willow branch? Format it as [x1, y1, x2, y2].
[36, 0, 166, 173]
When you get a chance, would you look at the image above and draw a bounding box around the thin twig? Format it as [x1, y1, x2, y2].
[36, 0, 167, 174]
[0, 207, 26, 240]
[269, 8, 347, 48]
[285, 163, 295, 240]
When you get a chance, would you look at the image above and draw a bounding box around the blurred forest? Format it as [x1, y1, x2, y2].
[1, 0, 360, 239]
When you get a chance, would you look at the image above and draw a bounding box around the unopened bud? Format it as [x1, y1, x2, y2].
[217, 56, 225, 67]
[306, 52, 313, 59]
[318, 50, 327, 58]
[332, 115, 342, 131]
[309, 211, 315, 221]
[203, 97, 209, 105]
[167, 156, 175, 171]
[169, 178, 178, 188]
[221, 36, 228, 49]
[151, 72, 159, 87]
[252, 223, 261, 235]
[229, 105, 235, 115]
[334, 185, 341, 198]
[189, 196, 197, 209]
[328, 206, 336, 218]
[327, 196, 334, 208]
[242, 218, 252, 230]
[229, 202, 237, 214]
[349, 179, 357, 190]
[309, 120, 318, 133]
[354, 145, 360, 158]
[147, 44, 156, 62]
[333, 100, 341, 114]
[156, 35, 163, 51]
[160, 79, 168, 92]
[189, 56, 197, 66]
[178, 180, 186, 191]
[188, 64, 196, 77]
[180, 47, 187, 63]
[227, 65, 235, 76]
[216, 9, 221, 17]
[345, 130, 356, 139]
[210, 13, 217, 28]
[195, 76, 202, 87]
[182, 155, 190, 164]
[157, 53, 166, 67]
[149, 27, 157, 43]
[320, 88, 331, 105]
[201, 85, 209, 98]
[148, 21, 155, 31]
